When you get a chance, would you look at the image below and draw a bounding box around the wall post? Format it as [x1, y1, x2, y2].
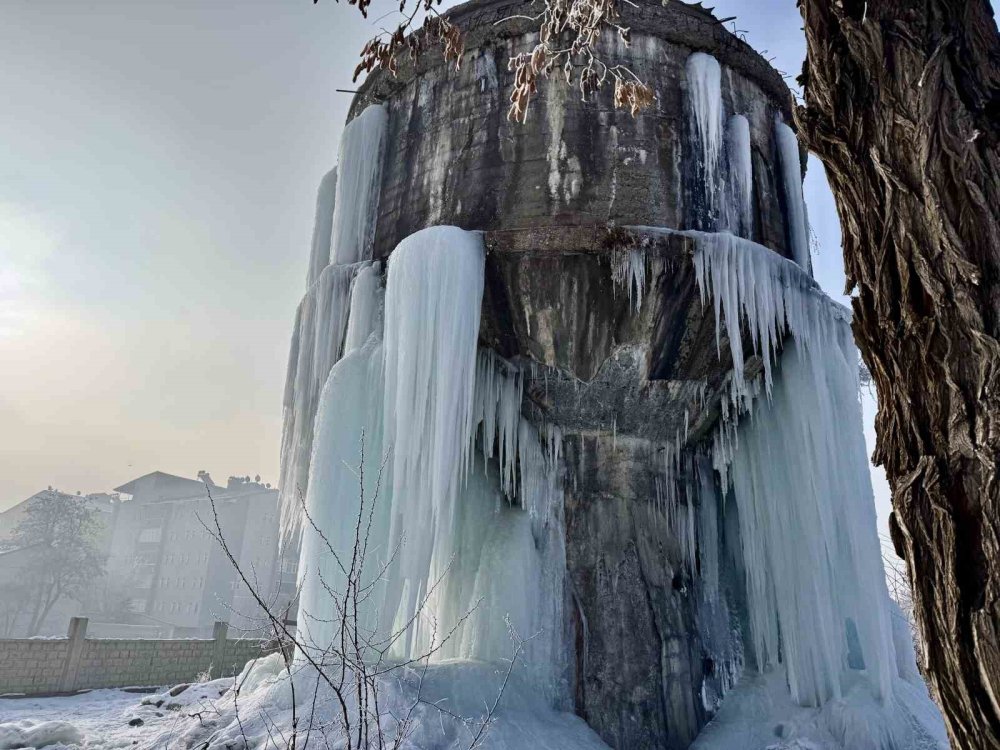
[210, 621, 228, 680]
[58, 616, 88, 693]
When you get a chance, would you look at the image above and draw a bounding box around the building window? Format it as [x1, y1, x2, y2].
[138, 527, 161, 544]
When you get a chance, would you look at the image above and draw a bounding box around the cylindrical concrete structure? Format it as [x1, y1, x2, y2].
[350, 0, 799, 264]
[336, 6, 801, 747]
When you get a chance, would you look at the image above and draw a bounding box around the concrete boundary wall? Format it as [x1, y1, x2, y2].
[0, 618, 276, 696]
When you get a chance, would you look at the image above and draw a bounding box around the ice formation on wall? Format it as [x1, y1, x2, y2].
[306, 167, 338, 286]
[686, 52, 724, 227]
[378, 226, 490, 656]
[616, 224, 944, 743]
[278, 56, 945, 747]
[727, 335, 894, 706]
[612, 247, 648, 312]
[342, 262, 382, 355]
[278, 261, 370, 531]
[278, 105, 390, 536]
[294, 333, 387, 661]
[692, 230, 843, 413]
[296, 226, 567, 700]
[330, 105, 389, 265]
[775, 118, 812, 271]
[694, 235, 894, 703]
[724, 115, 753, 238]
[686, 55, 756, 243]
[688, 231, 946, 746]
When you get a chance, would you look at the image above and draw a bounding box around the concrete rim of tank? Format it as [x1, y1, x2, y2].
[346, 0, 794, 122]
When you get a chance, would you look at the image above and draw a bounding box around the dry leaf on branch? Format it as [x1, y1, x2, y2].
[327, 0, 654, 123]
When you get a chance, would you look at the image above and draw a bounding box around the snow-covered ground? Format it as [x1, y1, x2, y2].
[0, 682, 234, 750]
[0, 654, 949, 750]
[0, 654, 608, 750]
[691, 671, 949, 750]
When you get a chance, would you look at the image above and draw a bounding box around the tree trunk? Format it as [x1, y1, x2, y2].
[795, 1, 1000, 747]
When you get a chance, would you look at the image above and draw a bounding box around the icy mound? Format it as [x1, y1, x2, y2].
[691, 671, 947, 750]
[133, 659, 606, 750]
[0, 720, 83, 750]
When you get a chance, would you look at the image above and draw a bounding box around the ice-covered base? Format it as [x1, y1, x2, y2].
[692, 671, 948, 750]
[146, 655, 606, 750]
[1, 656, 606, 749]
[0, 719, 83, 749]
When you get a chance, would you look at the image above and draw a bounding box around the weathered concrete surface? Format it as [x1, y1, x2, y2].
[562, 434, 704, 749]
[482, 225, 735, 442]
[479, 225, 755, 748]
[351, 0, 798, 263]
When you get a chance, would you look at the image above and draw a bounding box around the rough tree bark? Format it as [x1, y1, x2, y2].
[795, 2, 1000, 747]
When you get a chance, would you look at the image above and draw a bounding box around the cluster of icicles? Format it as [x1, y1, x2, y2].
[685, 51, 810, 269]
[278, 104, 389, 528]
[616, 50, 940, 746]
[281, 105, 567, 700]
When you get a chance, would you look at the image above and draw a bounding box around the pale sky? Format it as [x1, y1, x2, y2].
[0, 0, 892, 535]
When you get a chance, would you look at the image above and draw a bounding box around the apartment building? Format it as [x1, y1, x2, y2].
[107, 471, 296, 637]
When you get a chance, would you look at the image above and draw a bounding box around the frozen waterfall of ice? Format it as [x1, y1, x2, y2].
[278, 260, 372, 534]
[688, 231, 947, 748]
[724, 114, 753, 239]
[343, 262, 382, 354]
[691, 230, 846, 414]
[775, 118, 812, 271]
[306, 167, 338, 286]
[378, 226, 490, 658]
[330, 105, 389, 265]
[296, 226, 568, 704]
[278, 104, 390, 537]
[686, 52, 724, 227]
[294, 333, 389, 662]
[727, 335, 895, 706]
[685, 54, 757, 242]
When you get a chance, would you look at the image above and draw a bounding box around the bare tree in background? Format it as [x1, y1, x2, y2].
[3, 494, 105, 636]
[79, 572, 137, 625]
[0, 580, 33, 637]
[882, 534, 920, 651]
